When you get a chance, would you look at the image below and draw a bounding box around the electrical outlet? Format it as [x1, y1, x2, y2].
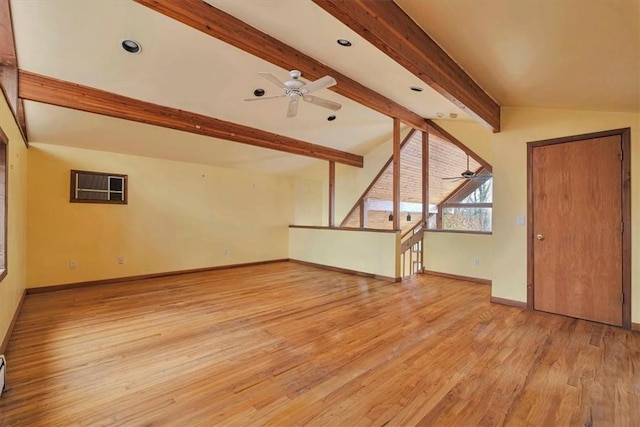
[473, 258, 480, 265]
[222, 247, 229, 256]
[69, 259, 78, 269]
[117, 256, 125, 265]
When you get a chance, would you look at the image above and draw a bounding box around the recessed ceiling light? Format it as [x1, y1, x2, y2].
[327, 115, 337, 121]
[336, 39, 352, 47]
[253, 88, 265, 97]
[410, 86, 424, 92]
[121, 39, 141, 54]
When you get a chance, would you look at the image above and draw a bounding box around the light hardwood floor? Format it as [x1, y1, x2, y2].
[1, 262, 638, 426]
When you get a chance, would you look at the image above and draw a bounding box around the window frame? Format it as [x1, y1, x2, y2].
[70, 170, 128, 205]
[429, 174, 493, 234]
[0, 127, 8, 282]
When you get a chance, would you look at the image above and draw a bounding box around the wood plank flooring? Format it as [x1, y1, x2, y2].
[0, 262, 638, 426]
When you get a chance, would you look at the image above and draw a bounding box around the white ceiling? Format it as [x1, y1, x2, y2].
[12, 0, 400, 174]
[11, 0, 639, 174]
[205, 0, 471, 121]
[397, 0, 640, 112]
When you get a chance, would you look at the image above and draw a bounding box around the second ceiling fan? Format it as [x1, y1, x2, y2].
[442, 154, 492, 182]
[245, 69, 342, 118]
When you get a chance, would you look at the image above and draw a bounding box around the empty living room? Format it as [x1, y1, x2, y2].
[0, 0, 638, 425]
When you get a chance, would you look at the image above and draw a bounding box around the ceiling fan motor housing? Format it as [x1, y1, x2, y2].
[246, 70, 341, 117]
[284, 70, 305, 90]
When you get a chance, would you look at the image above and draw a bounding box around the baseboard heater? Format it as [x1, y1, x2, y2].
[0, 355, 5, 397]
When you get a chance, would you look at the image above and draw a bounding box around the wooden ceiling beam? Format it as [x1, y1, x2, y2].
[312, 0, 501, 132]
[0, 0, 17, 67]
[132, 0, 427, 131]
[0, 0, 27, 141]
[19, 71, 363, 167]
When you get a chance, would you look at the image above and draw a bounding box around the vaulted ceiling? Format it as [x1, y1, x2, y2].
[397, 0, 640, 112]
[7, 0, 639, 175]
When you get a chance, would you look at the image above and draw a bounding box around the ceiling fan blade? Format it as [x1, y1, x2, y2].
[287, 98, 299, 118]
[302, 95, 342, 111]
[244, 94, 287, 102]
[300, 75, 337, 94]
[259, 72, 287, 89]
[441, 177, 464, 181]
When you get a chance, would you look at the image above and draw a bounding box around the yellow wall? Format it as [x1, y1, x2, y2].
[289, 227, 399, 279]
[432, 119, 492, 165]
[423, 232, 492, 281]
[0, 95, 28, 346]
[27, 143, 293, 288]
[438, 107, 640, 323]
[292, 177, 323, 225]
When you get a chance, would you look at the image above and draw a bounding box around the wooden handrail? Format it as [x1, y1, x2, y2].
[401, 220, 425, 239]
[289, 225, 398, 234]
[401, 228, 424, 253]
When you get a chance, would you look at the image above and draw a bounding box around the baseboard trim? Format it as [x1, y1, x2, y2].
[289, 259, 400, 283]
[0, 289, 26, 354]
[490, 296, 527, 309]
[26, 259, 290, 295]
[632, 322, 640, 332]
[423, 270, 491, 285]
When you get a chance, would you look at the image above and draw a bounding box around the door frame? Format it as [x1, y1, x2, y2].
[526, 128, 631, 328]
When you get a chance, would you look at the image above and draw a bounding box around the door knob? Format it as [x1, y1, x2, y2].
[536, 234, 544, 241]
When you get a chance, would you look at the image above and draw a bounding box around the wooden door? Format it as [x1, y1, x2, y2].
[530, 134, 623, 326]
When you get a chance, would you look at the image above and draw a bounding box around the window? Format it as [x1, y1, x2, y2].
[0, 128, 7, 279]
[441, 178, 493, 232]
[70, 170, 128, 204]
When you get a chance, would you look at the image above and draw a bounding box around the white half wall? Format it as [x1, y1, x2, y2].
[423, 231, 492, 281]
[289, 227, 399, 279]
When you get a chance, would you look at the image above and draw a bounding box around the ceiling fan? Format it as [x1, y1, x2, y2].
[245, 70, 342, 118]
[442, 155, 492, 181]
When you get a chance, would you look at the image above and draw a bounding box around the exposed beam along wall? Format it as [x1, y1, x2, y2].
[133, 0, 427, 131]
[0, 0, 27, 140]
[18, 71, 363, 167]
[392, 118, 400, 231]
[422, 130, 429, 223]
[328, 161, 335, 227]
[0, 0, 16, 67]
[312, 0, 501, 132]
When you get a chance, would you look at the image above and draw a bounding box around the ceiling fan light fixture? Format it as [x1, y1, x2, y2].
[337, 39, 352, 47]
[121, 39, 141, 54]
[245, 70, 341, 118]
